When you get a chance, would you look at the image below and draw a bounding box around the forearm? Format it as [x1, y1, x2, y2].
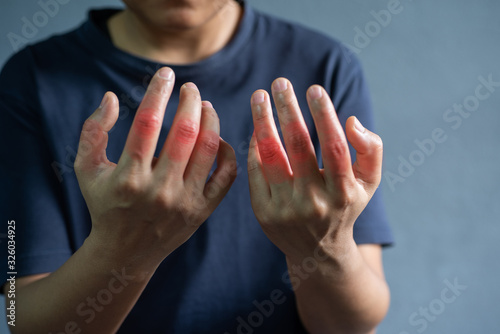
[7, 235, 158, 334]
[287, 239, 390, 334]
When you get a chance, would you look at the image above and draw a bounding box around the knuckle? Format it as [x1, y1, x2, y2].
[203, 105, 218, 118]
[314, 105, 335, 119]
[133, 111, 162, 136]
[174, 119, 199, 144]
[256, 210, 273, 226]
[253, 109, 269, 123]
[276, 97, 295, 116]
[183, 86, 201, 102]
[198, 133, 219, 157]
[323, 139, 348, 160]
[296, 190, 329, 220]
[247, 159, 260, 173]
[149, 79, 170, 97]
[276, 206, 294, 223]
[204, 181, 220, 199]
[301, 206, 324, 223]
[334, 190, 357, 209]
[257, 138, 282, 164]
[115, 174, 143, 198]
[152, 191, 175, 210]
[81, 118, 98, 133]
[80, 119, 102, 145]
[287, 129, 310, 155]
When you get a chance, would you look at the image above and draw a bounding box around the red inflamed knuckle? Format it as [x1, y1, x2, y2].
[174, 120, 199, 144]
[257, 139, 282, 164]
[134, 111, 162, 136]
[287, 130, 310, 155]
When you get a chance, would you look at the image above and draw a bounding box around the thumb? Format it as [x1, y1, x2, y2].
[75, 92, 119, 174]
[345, 116, 383, 192]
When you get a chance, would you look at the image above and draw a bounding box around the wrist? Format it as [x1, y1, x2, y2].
[83, 230, 160, 283]
[285, 225, 356, 262]
[285, 232, 359, 282]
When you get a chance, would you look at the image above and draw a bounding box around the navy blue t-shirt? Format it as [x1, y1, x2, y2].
[0, 2, 393, 333]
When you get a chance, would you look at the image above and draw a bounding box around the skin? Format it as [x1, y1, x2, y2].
[248, 80, 390, 333]
[5, 69, 237, 334]
[5, 1, 389, 333]
[108, 0, 243, 64]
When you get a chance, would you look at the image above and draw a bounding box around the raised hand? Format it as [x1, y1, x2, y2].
[75, 67, 237, 269]
[247, 78, 383, 261]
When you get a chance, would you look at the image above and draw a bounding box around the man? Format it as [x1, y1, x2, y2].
[0, 0, 393, 333]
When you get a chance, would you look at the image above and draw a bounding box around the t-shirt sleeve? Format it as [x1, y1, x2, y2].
[327, 46, 394, 246]
[0, 49, 73, 288]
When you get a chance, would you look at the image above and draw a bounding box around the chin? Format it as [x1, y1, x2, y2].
[159, 10, 205, 30]
[124, 0, 232, 31]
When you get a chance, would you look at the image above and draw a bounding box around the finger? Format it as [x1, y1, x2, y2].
[271, 78, 320, 183]
[306, 85, 355, 188]
[120, 67, 175, 169]
[183, 101, 220, 190]
[247, 132, 271, 204]
[157, 82, 202, 180]
[75, 91, 119, 174]
[203, 138, 237, 210]
[345, 116, 383, 193]
[250, 89, 292, 186]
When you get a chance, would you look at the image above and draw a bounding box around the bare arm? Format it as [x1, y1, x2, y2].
[5, 67, 236, 333]
[247, 79, 390, 333]
[286, 244, 389, 334]
[4, 239, 156, 334]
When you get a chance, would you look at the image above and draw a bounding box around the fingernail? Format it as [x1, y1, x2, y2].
[308, 86, 323, 100]
[252, 91, 265, 105]
[184, 82, 198, 90]
[158, 67, 174, 80]
[202, 101, 213, 108]
[354, 117, 366, 133]
[272, 78, 288, 92]
[99, 92, 109, 109]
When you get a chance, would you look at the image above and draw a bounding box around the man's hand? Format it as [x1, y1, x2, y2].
[247, 78, 389, 333]
[248, 77, 383, 263]
[75, 67, 237, 270]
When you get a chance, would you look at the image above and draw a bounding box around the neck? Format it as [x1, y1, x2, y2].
[108, 3, 243, 65]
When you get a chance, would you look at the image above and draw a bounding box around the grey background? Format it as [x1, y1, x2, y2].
[1, 0, 499, 333]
